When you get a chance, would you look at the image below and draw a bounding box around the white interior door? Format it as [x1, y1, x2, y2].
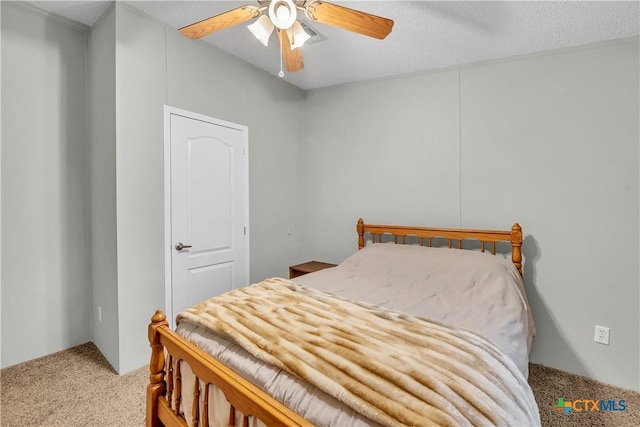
[165, 106, 249, 326]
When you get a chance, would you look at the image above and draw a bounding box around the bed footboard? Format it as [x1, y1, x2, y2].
[146, 310, 312, 427]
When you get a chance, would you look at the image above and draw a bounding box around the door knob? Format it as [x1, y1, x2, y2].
[175, 242, 192, 251]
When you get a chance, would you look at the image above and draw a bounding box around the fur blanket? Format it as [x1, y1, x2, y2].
[177, 277, 540, 427]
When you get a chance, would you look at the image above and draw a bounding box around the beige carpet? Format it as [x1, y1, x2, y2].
[528, 363, 640, 427]
[1, 343, 146, 427]
[1, 342, 639, 426]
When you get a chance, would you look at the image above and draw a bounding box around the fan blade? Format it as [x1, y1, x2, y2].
[278, 29, 304, 72]
[179, 5, 261, 39]
[305, 1, 393, 40]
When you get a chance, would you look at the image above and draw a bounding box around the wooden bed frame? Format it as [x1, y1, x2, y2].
[146, 219, 523, 427]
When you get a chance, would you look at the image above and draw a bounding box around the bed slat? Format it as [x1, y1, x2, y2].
[203, 384, 210, 427]
[192, 377, 200, 427]
[227, 406, 236, 427]
[175, 359, 182, 414]
[167, 355, 174, 414]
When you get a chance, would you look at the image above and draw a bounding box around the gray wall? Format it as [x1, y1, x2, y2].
[1, 2, 91, 367]
[303, 39, 640, 391]
[89, 5, 118, 371]
[113, 2, 168, 375]
[303, 71, 462, 263]
[459, 42, 639, 391]
[112, 3, 305, 373]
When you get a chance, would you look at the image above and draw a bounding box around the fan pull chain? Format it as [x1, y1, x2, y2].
[279, 46, 285, 78]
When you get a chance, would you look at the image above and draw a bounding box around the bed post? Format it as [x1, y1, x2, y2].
[511, 223, 523, 276]
[357, 218, 365, 249]
[147, 310, 169, 427]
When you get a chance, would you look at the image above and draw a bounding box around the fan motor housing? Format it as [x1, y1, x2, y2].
[269, 0, 297, 29]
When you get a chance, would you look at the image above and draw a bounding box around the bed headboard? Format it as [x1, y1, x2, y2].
[356, 218, 523, 276]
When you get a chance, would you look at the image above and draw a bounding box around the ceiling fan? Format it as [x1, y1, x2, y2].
[179, 0, 394, 75]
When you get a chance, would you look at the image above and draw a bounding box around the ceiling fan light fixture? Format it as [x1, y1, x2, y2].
[248, 14, 274, 46]
[268, 0, 297, 30]
[179, 0, 394, 75]
[287, 21, 311, 50]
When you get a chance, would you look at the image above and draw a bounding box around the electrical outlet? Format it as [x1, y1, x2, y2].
[594, 325, 609, 345]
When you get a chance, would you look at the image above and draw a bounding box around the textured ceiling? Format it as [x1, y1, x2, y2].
[28, 1, 640, 90]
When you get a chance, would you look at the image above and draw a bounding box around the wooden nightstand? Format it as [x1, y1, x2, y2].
[289, 261, 337, 279]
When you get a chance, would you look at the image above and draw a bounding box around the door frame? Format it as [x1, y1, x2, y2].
[163, 105, 250, 326]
